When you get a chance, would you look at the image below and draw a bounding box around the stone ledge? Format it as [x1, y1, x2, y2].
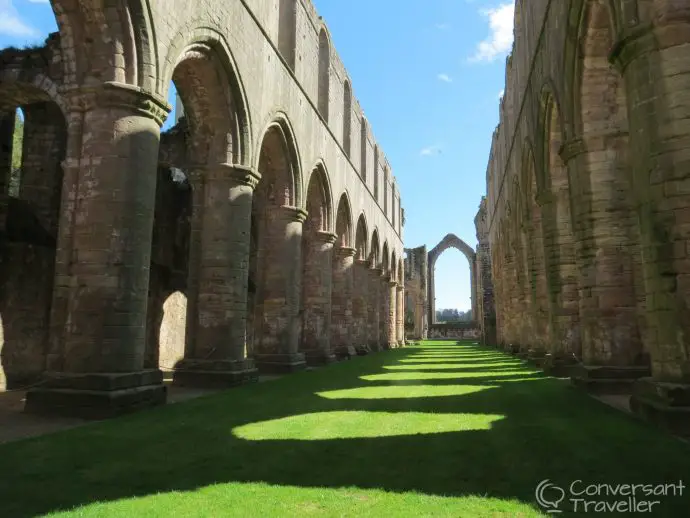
[254, 353, 306, 374]
[630, 378, 690, 437]
[34, 369, 163, 391]
[571, 364, 651, 395]
[25, 383, 166, 419]
[542, 353, 578, 378]
[172, 359, 259, 389]
[304, 350, 337, 367]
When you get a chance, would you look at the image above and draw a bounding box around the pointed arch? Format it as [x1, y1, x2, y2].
[360, 116, 368, 181]
[317, 26, 331, 121]
[355, 213, 369, 261]
[370, 228, 380, 266]
[334, 191, 354, 248]
[343, 80, 352, 157]
[382, 241, 390, 273]
[163, 26, 252, 166]
[255, 112, 302, 207]
[304, 160, 334, 232]
[278, 0, 297, 69]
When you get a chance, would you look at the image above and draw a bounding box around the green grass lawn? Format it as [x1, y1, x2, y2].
[2, 341, 690, 517]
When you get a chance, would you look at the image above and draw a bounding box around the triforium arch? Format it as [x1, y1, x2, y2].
[427, 234, 477, 325]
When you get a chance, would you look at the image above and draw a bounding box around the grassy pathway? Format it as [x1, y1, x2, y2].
[1, 341, 689, 517]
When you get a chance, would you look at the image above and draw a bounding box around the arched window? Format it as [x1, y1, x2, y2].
[360, 117, 367, 181]
[343, 80, 352, 157]
[318, 28, 330, 121]
[278, 0, 297, 70]
[373, 145, 379, 201]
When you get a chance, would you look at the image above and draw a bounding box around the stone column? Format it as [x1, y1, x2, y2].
[611, 8, 690, 431]
[302, 230, 337, 365]
[253, 206, 307, 373]
[396, 285, 404, 345]
[387, 279, 397, 348]
[380, 272, 391, 349]
[560, 135, 649, 393]
[331, 246, 356, 357]
[367, 266, 381, 350]
[352, 259, 369, 347]
[0, 112, 14, 231]
[172, 164, 259, 388]
[26, 83, 171, 418]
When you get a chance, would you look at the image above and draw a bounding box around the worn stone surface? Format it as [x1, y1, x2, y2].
[472, 0, 690, 430]
[0, 0, 404, 416]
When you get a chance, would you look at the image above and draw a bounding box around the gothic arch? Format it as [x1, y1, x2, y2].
[427, 234, 477, 324]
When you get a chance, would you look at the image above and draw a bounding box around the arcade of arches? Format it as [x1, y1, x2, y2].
[0, 0, 404, 418]
[479, 0, 690, 433]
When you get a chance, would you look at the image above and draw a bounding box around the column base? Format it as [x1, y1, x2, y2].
[368, 342, 381, 352]
[356, 345, 371, 356]
[387, 340, 398, 349]
[173, 359, 258, 389]
[570, 364, 651, 394]
[526, 349, 547, 367]
[25, 370, 166, 419]
[542, 353, 578, 377]
[304, 349, 337, 367]
[506, 344, 521, 354]
[254, 353, 306, 374]
[334, 346, 358, 360]
[630, 378, 690, 436]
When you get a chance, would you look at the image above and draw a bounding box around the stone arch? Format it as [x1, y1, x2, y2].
[343, 80, 352, 157]
[254, 113, 302, 207]
[163, 27, 252, 166]
[51, 0, 158, 89]
[317, 26, 331, 121]
[304, 160, 333, 232]
[334, 192, 353, 248]
[382, 241, 390, 274]
[360, 116, 368, 181]
[370, 228, 380, 266]
[355, 213, 368, 261]
[427, 234, 477, 324]
[278, 0, 297, 70]
[537, 80, 566, 195]
[373, 144, 380, 201]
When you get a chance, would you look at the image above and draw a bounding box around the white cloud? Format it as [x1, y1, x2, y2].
[0, 0, 39, 37]
[498, 89, 504, 99]
[437, 73, 452, 83]
[420, 145, 442, 157]
[469, 2, 515, 63]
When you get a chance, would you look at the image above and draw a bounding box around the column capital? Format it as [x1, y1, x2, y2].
[335, 246, 357, 257]
[371, 266, 383, 275]
[280, 205, 308, 223]
[388, 279, 398, 287]
[315, 231, 338, 245]
[609, 24, 657, 74]
[64, 81, 171, 127]
[189, 164, 261, 189]
[558, 137, 587, 163]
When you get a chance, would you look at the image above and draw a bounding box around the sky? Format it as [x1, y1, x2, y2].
[0, 0, 515, 313]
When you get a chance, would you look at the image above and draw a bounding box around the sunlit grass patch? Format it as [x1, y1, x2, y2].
[232, 411, 505, 440]
[316, 384, 493, 400]
[361, 371, 541, 382]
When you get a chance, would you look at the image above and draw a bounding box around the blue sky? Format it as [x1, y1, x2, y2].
[0, 0, 515, 313]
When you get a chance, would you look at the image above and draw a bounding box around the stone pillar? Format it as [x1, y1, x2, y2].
[353, 259, 369, 347]
[387, 279, 397, 348]
[253, 206, 307, 373]
[396, 285, 404, 345]
[367, 266, 381, 350]
[331, 246, 356, 357]
[379, 272, 391, 349]
[172, 165, 259, 388]
[302, 230, 337, 365]
[0, 112, 14, 230]
[26, 83, 171, 418]
[611, 8, 690, 432]
[560, 135, 649, 393]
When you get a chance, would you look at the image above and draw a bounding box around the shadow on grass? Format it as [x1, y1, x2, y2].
[1, 341, 689, 517]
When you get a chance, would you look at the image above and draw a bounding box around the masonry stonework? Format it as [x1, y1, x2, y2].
[0, 0, 404, 416]
[474, 0, 690, 434]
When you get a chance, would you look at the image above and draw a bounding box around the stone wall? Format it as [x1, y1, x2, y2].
[0, 0, 406, 417]
[404, 245, 427, 339]
[478, 0, 690, 432]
